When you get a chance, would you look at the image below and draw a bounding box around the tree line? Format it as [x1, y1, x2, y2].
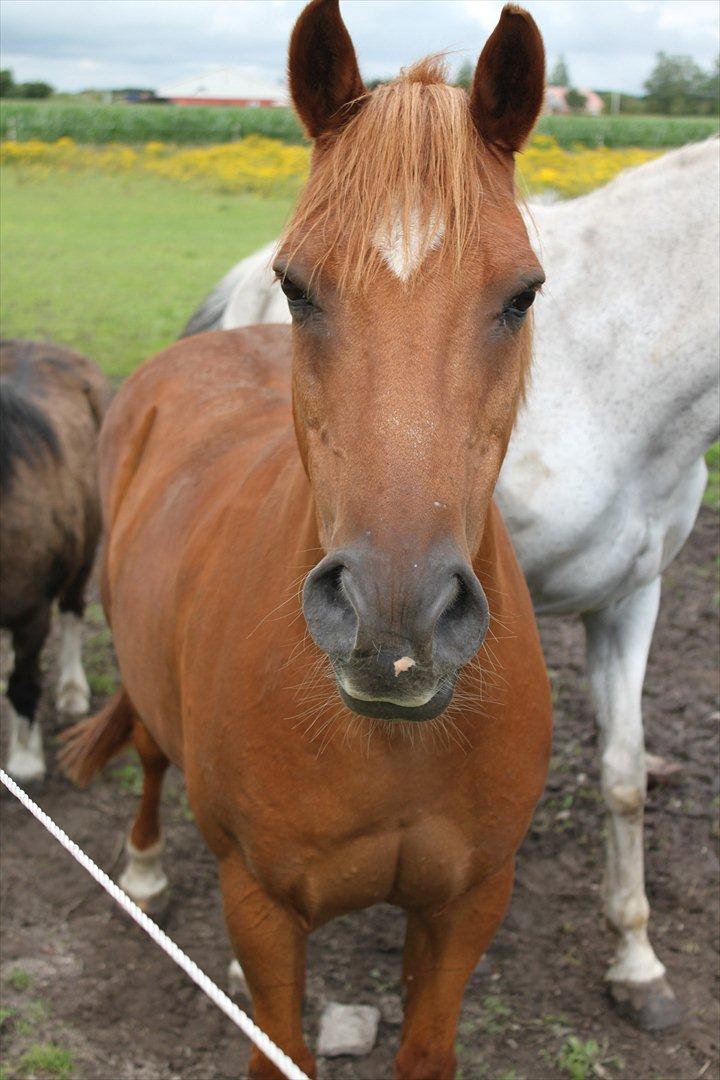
[1, 70, 53, 99]
[546, 52, 718, 116]
[2, 50, 719, 117]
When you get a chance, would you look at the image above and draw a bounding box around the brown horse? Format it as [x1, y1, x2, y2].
[1, 339, 108, 782]
[62, 3, 552, 1076]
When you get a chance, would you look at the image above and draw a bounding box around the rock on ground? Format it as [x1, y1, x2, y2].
[317, 1002, 381, 1057]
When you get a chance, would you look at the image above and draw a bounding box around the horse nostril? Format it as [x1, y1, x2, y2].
[302, 558, 358, 657]
[433, 570, 489, 668]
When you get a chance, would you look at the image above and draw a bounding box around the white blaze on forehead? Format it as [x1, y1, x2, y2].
[374, 207, 445, 282]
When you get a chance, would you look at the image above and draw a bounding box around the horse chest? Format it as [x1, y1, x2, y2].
[238, 786, 497, 927]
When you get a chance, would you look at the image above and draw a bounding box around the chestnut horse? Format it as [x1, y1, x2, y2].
[63, 3, 552, 1076]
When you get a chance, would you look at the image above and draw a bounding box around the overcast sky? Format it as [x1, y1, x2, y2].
[1, 0, 718, 96]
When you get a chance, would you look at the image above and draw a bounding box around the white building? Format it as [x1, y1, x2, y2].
[158, 68, 287, 107]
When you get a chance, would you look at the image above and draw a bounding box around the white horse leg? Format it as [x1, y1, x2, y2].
[119, 834, 169, 912]
[5, 703, 46, 783]
[228, 957, 249, 997]
[583, 578, 680, 1030]
[56, 610, 90, 717]
[118, 724, 170, 919]
[5, 607, 50, 783]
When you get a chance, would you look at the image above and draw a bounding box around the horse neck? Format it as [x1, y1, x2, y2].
[524, 140, 720, 468]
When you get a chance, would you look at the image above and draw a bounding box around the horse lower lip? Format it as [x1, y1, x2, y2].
[338, 683, 453, 722]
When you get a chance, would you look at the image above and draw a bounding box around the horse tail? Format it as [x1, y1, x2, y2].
[0, 378, 61, 496]
[59, 687, 135, 787]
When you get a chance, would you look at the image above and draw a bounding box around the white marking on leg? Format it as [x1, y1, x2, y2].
[118, 834, 168, 906]
[5, 705, 46, 783]
[56, 611, 89, 717]
[583, 578, 666, 987]
[228, 957, 249, 997]
[374, 207, 444, 282]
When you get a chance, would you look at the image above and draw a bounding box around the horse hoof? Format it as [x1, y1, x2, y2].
[118, 836, 170, 924]
[137, 886, 171, 925]
[117, 882, 171, 926]
[609, 975, 682, 1031]
[5, 749, 46, 786]
[57, 683, 90, 718]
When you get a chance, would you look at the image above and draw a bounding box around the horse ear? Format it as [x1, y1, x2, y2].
[288, 0, 366, 139]
[470, 4, 545, 153]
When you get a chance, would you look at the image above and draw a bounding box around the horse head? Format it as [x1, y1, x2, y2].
[279, 0, 545, 721]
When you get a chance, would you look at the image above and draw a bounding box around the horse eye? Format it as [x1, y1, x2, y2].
[507, 289, 536, 315]
[280, 277, 311, 306]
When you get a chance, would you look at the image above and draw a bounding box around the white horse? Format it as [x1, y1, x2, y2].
[182, 138, 720, 1029]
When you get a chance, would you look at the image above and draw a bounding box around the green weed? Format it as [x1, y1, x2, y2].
[18, 1042, 73, 1079]
[704, 443, 720, 512]
[554, 1035, 623, 1079]
[111, 761, 143, 795]
[6, 969, 31, 992]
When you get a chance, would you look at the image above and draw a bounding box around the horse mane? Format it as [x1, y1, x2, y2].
[0, 365, 61, 495]
[282, 56, 489, 292]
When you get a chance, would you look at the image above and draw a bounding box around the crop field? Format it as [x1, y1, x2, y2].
[2, 97, 718, 148]
[1, 133, 664, 201]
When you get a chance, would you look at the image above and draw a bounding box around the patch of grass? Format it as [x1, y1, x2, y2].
[16, 998, 49, 1037]
[85, 602, 106, 625]
[6, 968, 31, 992]
[85, 626, 113, 650]
[18, 1042, 73, 1079]
[111, 761, 143, 795]
[87, 672, 118, 697]
[175, 787, 195, 822]
[0, 169, 293, 380]
[704, 443, 720, 512]
[553, 1035, 623, 1080]
[480, 995, 512, 1035]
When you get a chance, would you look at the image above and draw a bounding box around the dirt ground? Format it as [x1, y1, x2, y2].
[1, 508, 717, 1080]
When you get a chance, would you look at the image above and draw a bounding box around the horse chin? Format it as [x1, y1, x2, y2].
[337, 679, 455, 722]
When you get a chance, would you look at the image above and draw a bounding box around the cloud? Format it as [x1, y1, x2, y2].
[1, 0, 718, 94]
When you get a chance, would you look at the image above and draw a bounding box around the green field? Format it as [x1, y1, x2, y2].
[2, 98, 717, 148]
[0, 170, 292, 379]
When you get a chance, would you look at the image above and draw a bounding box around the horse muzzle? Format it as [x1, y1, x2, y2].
[302, 542, 489, 722]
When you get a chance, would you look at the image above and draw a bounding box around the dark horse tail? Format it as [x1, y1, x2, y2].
[59, 688, 136, 787]
[0, 377, 61, 495]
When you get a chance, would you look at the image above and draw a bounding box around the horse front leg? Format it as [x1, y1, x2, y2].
[396, 861, 514, 1080]
[5, 605, 51, 783]
[217, 854, 315, 1080]
[583, 578, 680, 1030]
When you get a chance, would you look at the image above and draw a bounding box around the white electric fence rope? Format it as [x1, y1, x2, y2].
[0, 769, 310, 1080]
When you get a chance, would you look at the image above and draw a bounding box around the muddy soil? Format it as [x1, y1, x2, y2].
[1, 509, 718, 1080]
